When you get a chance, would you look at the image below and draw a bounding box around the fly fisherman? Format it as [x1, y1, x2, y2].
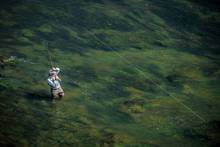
[48, 67, 64, 98]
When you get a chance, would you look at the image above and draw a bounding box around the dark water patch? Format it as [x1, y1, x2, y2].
[165, 74, 184, 89]
[149, 0, 201, 32]
[36, 26, 69, 42]
[92, 82, 130, 100]
[201, 63, 219, 77]
[181, 120, 220, 146]
[107, 83, 130, 98]
[86, 102, 133, 124]
[123, 98, 145, 107]
[25, 91, 52, 101]
[0, 56, 5, 68]
[189, 0, 220, 10]
[104, 16, 134, 32]
[83, 0, 103, 3]
[124, 143, 159, 147]
[106, 0, 125, 6]
[145, 64, 163, 78]
[99, 129, 115, 147]
[65, 80, 80, 88]
[81, 32, 118, 51]
[0, 3, 48, 29]
[205, 120, 220, 134]
[36, 28, 90, 54]
[0, 86, 24, 99]
[113, 72, 159, 94]
[182, 129, 209, 140]
[0, 136, 18, 147]
[0, 84, 7, 92]
[15, 13, 47, 29]
[149, 0, 220, 55]
[153, 40, 169, 48]
[67, 3, 135, 31]
[2, 39, 31, 47]
[0, 0, 22, 9]
[0, 37, 30, 50]
[66, 65, 97, 82]
[122, 2, 158, 32]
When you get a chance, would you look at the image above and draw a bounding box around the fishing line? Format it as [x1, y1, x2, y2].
[63, 4, 206, 122]
[82, 27, 206, 122]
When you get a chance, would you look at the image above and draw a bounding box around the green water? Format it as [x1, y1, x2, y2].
[0, 0, 220, 146]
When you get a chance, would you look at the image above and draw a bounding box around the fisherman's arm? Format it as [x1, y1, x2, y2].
[55, 67, 60, 74]
[54, 67, 61, 81]
[48, 79, 56, 88]
[56, 76, 61, 81]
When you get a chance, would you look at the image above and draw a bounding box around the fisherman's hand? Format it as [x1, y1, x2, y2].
[55, 75, 61, 81]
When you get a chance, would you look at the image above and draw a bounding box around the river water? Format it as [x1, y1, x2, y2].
[0, 0, 220, 146]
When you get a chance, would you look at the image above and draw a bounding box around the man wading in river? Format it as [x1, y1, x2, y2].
[48, 67, 64, 98]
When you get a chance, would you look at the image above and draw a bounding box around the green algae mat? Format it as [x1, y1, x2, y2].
[0, 0, 220, 146]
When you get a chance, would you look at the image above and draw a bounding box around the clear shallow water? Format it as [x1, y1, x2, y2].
[0, 0, 220, 146]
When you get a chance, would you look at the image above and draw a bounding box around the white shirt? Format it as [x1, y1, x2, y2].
[48, 78, 61, 90]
